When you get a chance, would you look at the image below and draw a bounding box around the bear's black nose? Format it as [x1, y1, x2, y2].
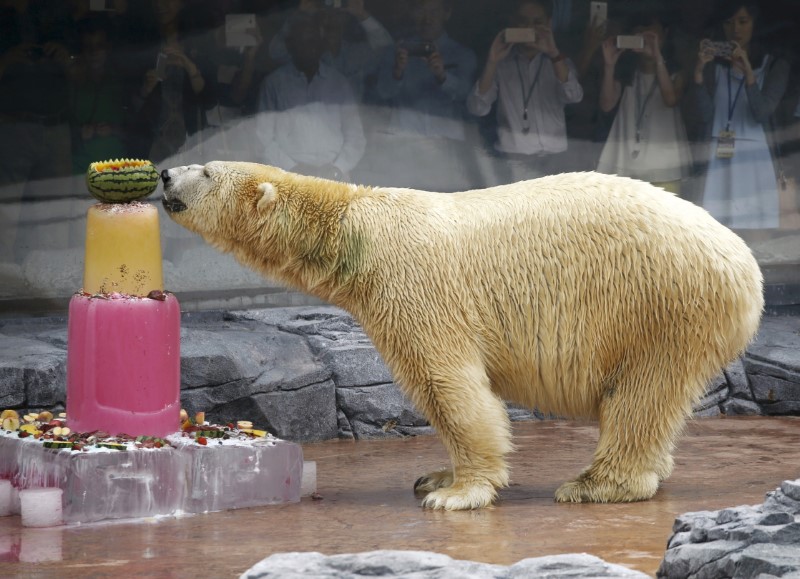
[161, 169, 171, 184]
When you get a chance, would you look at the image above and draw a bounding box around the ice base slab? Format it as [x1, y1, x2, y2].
[0, 433, 304, 524]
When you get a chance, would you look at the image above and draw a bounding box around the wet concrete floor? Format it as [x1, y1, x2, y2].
[1, 416, 798, 578]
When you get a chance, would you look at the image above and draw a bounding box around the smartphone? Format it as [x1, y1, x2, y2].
[590, 1, 608, 28]
[89, 0, 115, 11]
[701, 39, 735, 59]
[616, 35, 644, 50]
[225, 14, 258, 47]
[504, 28, 536, 43]
[155, 52, 168, 80]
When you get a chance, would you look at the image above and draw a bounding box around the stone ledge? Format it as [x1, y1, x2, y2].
[241, 550, 649, 578]
[0, 308, 799, 442]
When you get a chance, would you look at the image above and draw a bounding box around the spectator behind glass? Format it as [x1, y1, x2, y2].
[466, 0, 583, 184]
[131, 0, 215, 164]
[357, 0, 478, 192]
[0, 0, 74, 262]
[684, 0, 790, 229]
[269, 0, 392, 100]
[68, 15, 132, 173]
[255, 10, 365, 181]
[200, 10, 271, 162]
[595, 6, 691, 195]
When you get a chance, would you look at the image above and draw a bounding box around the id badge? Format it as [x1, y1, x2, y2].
[716, 130, 736, 159]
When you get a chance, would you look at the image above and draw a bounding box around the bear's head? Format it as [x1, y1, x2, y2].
[161, 161, 286, 249]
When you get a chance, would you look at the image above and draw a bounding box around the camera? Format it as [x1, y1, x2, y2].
[616, 35, 644, 50]
[406, 41, 435, 58]
[504, 28, 536, 43]
[701, 39, 736, 59]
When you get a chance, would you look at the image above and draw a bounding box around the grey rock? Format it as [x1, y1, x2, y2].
[737, 544, 800, 578]
[781, 480, 800, 502]
[319, 343, 393, 388]
[722, 398, 763, 416]
[207, 380, 338, 442]
[241, 550, 649, 579]
[724, 358, 752, 399]
[336, 383, 429, 439]
[180, 323, 329, 391]
[0, 334, 66, 407]
[659, 479, 800, 578]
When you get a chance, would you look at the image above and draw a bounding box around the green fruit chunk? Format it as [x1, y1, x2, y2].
[86, 159, 160, 203]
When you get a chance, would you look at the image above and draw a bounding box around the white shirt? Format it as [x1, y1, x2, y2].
[467, 49, 583, 155]
[256, 62, 366, 173]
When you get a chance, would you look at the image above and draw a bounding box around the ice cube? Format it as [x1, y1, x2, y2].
[20, 488, 63, 527]
[0, 480, 11, 516]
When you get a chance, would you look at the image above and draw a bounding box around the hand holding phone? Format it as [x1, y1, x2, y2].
[504, 28, 536, 44]
[616, 35, 644, 50]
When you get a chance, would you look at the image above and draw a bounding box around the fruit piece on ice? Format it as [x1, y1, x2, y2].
[0, 410, 19, 421]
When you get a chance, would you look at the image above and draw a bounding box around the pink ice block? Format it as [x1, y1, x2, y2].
[66, 293, 181, 437]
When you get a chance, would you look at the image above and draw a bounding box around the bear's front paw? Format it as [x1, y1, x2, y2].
[420, 480, 497, 511]
[413, 469, 454, 495]
[554, 471, 659, 503]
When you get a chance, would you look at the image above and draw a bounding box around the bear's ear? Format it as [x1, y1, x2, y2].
[256, 182, 277, 212]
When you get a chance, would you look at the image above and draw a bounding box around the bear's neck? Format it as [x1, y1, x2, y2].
[248, 178, 369, 308]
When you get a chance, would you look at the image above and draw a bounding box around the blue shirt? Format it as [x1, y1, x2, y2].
[376, 32, 477, 140]
[256, 62, 366, 173]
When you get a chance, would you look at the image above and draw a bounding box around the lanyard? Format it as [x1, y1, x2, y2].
[634, 72, 658, 144]
[515, 54, 546, 133]
[726, 66, 745, 131]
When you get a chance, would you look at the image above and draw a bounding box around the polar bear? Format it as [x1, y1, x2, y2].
[161, 162, 763, 510]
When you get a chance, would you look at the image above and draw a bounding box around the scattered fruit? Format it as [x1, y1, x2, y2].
[194, 412, 206, 424]
[0, 409, 19, 421]
[37, 411, 53, 422]
[236, 420, 253, 430]
[20, 423, 39, 435]
[97, 442, 127, 451]
[2, 416, 20, 431]
[43, 440, 73, 449]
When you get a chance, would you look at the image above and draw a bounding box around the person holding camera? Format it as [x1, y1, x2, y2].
[255, 10, 365, 182]
[683, 1, 790, 229]
[466, 0, 583, 184]
[269, 0, 392, 100]
[0, 0, 74, 262]
[357, 0, 477, 191]
[595, 7, 691, 195]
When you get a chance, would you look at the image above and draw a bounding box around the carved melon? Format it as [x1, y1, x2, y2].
[86, 159, 160, 203]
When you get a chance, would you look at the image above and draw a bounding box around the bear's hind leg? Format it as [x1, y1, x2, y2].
[409, 361, 513, 510]
[555, 370, 690, 503]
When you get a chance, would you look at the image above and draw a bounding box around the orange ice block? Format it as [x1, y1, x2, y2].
[83, 202, 164, 295]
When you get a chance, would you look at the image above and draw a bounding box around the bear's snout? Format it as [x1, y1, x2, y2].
[161, 167, 188, 213]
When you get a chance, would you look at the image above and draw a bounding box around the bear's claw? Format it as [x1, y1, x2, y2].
[413, 469, 454, 495]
